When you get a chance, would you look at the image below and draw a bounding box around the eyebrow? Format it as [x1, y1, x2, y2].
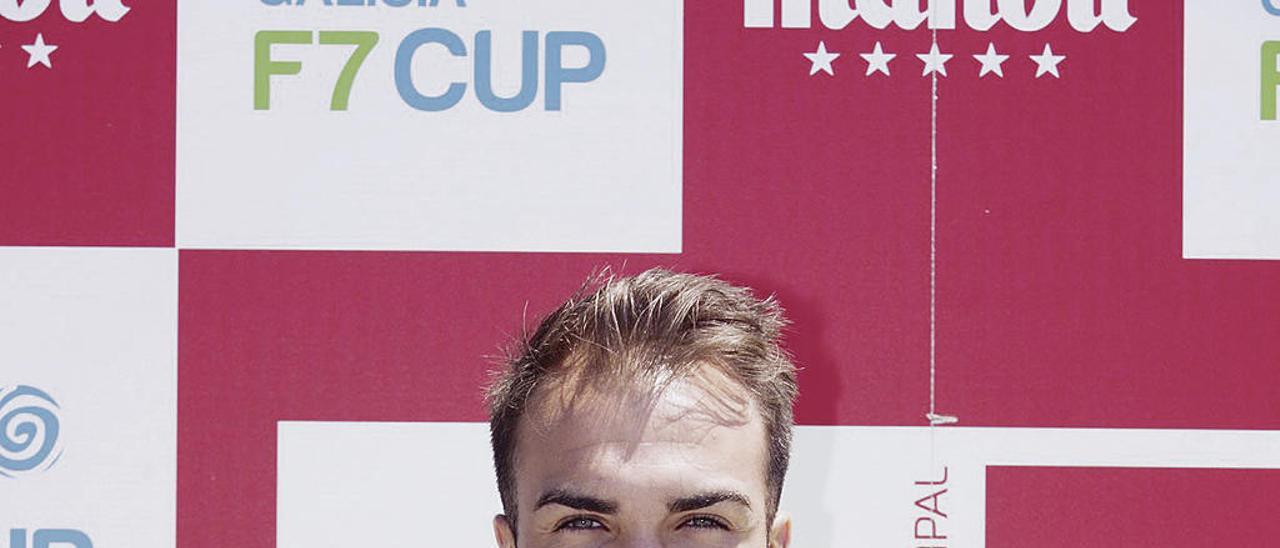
[668, 491, 753, 514]
[535, 489, 619, 514]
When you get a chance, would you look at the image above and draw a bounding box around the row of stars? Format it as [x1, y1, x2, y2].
[805, 41, 1067, 79]
[0, 33, 58, 69]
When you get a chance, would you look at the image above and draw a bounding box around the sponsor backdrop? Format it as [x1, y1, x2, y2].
[1, 1, 1278, 546]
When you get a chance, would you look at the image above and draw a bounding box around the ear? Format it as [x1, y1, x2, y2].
[768, 510, 792, 548]
[493, 514, 517, 548]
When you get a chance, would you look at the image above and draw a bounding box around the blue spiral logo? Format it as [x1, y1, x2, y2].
[0, 385, 63, 478]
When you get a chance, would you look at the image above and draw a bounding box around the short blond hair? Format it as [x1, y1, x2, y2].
[486, 268, 799, 525]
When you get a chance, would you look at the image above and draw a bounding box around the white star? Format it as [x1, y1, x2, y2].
[917, 43, 953, 77]
[804, 41, 840, 76]
[860, 41, 896, 76]
[1030, 43, 1066, 79]
[973, 42, 1010, 78]
[22, 33, 58, 69]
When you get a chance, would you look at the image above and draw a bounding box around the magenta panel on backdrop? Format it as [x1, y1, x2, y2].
[0, 3, 175, 246]
[987, 466, 1280, 546]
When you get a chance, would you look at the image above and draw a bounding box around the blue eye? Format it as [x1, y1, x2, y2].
[557, 516, 607, 532]
[680, 516, 730, 530]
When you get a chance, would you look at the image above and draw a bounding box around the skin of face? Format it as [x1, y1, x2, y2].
[492, 365, 792, 548]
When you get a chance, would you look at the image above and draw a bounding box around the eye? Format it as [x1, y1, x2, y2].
[555, 516, 608, 532]
[679, 515, 731, 530]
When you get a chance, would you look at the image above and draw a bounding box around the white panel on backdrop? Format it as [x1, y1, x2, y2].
[277, 422, 502, 547]
[0, 248, 177, 547]
[1183, 1, 1280, 260]
[277, 423, 1280, 547]
[177, 1, 683, 253]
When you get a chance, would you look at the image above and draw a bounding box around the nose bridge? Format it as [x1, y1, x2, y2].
[614, 530, 665, 548]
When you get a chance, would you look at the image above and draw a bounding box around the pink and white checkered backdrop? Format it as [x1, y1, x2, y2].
[3, 1, 1279, 546]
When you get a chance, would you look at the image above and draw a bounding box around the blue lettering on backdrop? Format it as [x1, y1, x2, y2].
[474, 31, 539, 112]
[395, 28, 469, 111]
[395, 30, 605, 112]
[1266, 0, 1280, 16]
[545, 32, 606, 111]
[9, 529, 93, 548]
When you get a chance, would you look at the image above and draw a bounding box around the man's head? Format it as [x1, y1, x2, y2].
[486, 268, 799, 547]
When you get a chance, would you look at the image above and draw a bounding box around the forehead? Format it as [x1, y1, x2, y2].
[513, 365, 771, 501]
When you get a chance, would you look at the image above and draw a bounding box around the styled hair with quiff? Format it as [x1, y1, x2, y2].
[486, 267, 799, 526]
